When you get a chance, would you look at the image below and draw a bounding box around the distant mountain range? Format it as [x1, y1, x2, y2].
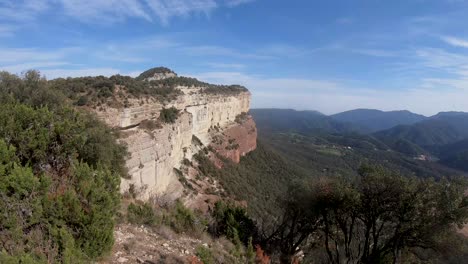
[250, 108, 363, 135]
[331, 109, 427, 132]
[250, 108, 468, 174]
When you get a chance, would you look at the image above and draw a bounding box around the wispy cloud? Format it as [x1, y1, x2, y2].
[205, 62, 246, 69]
[58, 0, 153, 24]
[0, 47, 79, 64]
[190, 71, 340, 91]
[0, 61, 70, 73]
[183, 45, 274, 59]
[40, 67, 123, 79]
[440, 35, 468, 48]
[225, 0, 255, 7]
[0, 0, 50, 21]
[0, 0, 255, 26]
[190, 70, 468, 115]
[349, 48, 401, 57]
[144, 0, 217, 25]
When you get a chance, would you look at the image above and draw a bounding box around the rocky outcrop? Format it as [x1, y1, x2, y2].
[210, 116, 257, 164]
[145, 72, 177, 81]
[93, 71, 257, 200]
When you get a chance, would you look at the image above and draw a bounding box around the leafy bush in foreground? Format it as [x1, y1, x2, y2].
[0, 71, 127, 262]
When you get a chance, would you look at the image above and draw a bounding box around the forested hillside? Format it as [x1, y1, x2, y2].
[253, 108, 468, 174]
[223, 108, 468, 263]
[251, 108, 364, 134]
[331, 109, 427, 132]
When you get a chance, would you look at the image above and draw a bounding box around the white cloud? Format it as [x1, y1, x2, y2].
[40, 67, 123, 79]
[0, 47, 79, 64]
[189, 71, 340, 91]
[206, 62, 246, 69]
[144, 0, 217, 25]
[0, 0, 255, 26]
[183, 45, 274, 59]
[349, 48, 401, 57]
[58, 0, 153, 23]
[0, 61, 70, 74]
[187, 70, 468, 115]
[225, 0, 254, 7]
[441, 35, 468, 48]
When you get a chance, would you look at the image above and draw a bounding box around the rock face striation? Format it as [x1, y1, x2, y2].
[94, 69, 257, 200]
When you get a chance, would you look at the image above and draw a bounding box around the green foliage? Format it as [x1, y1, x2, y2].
[0, 71, 127, 262]
[48, 74, 182, 107]
[0, 70, 66, 109]
[75, 95, 88, 106]
[210, 202, 257, 246]
[44, 67, 247, 108]
[246, 237, 255, 264]
[168, 200, 199, 233]
[0, 144, 120, 261]
[136, 67, 174, 80]
[264, 165, 468, 263]
[127, 203, 157, 226]
[0, 103, 127, 177]
[196, 246, 214, 264]
[204, 142, 307, 219]
[159, 107, 180, 124]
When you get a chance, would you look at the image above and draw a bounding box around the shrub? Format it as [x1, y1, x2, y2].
[196, 246, 214, 264]
[235, 112, 248, 124]
[159, 107, 180, 123]
[168, 201, 198, 233]
[127, 203, 158, 226]
[0, 72, 127, 262]
[75, 95, 88, 106]
[210, 201, 257, 246]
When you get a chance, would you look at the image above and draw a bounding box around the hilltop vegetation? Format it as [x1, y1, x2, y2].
[136, 67, 175, 80]
[0, 70, 127, 263]
[48, 69, 248, 109]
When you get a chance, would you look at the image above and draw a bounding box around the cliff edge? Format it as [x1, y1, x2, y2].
[90, 67, 257, 201]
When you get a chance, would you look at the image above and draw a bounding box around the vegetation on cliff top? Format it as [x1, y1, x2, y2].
[136, 67, 175, 80]
[46, 67, 249, 108]
[0, 70, 127, 262]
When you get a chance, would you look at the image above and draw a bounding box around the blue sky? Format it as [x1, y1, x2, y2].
[1, 0, 468, 115]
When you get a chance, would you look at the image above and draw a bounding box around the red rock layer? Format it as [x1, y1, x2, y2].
[211, 115, 257, 164]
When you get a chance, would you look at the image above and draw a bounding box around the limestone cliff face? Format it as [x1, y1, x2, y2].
[94, 82, 256, 200]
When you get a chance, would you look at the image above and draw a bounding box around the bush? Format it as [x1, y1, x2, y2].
[127, 203, 158, 226]
[76, 96, 88, 106]
[210, 202, 257, 246]
[196, 246, 214, 264]
[168, 201, 198, 233]
[0, 71, 127, 262]
[159, 107, 180, 124]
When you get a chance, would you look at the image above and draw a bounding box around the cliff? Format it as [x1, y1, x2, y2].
[93, 68, 257, 200]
